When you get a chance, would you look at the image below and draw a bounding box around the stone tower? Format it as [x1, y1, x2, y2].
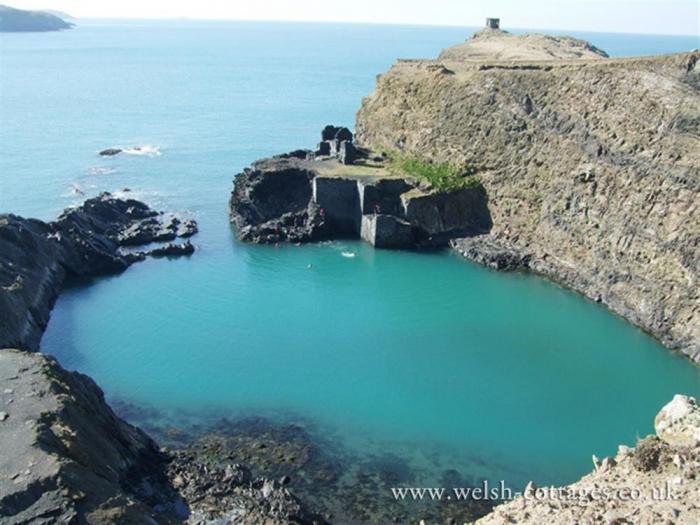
[486, 17, 500, 29]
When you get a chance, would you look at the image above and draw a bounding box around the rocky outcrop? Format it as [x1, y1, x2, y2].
[229, 129, 492, 248]
[0, 348, 182, 524]
[356, 29, 700, 361]
[476, 395, 700, 525]
[0, 5, 73, 32]
[0, 193, 198, 352]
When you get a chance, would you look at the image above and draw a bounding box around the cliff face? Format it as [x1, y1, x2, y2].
[356, 34, 700, 362]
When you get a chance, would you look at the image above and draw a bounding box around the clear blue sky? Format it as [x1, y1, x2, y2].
[9, 0, 700, 36]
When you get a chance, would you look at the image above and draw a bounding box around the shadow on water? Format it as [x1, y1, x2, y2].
[40, 275, 104, 369]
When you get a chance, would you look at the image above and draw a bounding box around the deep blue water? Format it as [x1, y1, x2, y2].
[1, 20, 699, 492]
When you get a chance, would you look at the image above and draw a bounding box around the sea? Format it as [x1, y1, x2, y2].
[1, 18, 699, 518]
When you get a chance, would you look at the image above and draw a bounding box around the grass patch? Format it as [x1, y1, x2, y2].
[384, 151, 480, 192]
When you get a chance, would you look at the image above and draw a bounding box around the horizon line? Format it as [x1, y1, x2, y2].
[54, 16, 700, 39]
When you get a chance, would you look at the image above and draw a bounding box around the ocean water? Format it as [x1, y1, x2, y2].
[2, 19, 699, 499]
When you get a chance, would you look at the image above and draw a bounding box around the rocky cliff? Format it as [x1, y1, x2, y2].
[0, 193, 197, 352]
[356, 29, 700, 362]
[230, 134, 491, 248]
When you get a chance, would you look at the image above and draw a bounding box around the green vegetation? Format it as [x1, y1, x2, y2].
[384, 151, 481, 192]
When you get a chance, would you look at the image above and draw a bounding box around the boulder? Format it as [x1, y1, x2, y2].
[99, 148, 122, 156]
[654, 395, 700, 448]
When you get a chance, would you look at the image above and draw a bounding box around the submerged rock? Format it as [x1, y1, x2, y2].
[147, 241, 195, 257]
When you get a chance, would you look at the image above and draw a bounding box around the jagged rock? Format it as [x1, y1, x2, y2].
[147, 241, 195, 258]
[0, 193, 198, 351]
[654, 395, 700, 448]
[451, 235, 531, 271]
[230, 153, 490, 247]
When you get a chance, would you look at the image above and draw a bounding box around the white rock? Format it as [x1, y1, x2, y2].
[654, 395, 700, 447]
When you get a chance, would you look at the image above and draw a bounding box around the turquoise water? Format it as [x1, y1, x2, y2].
[2, 20, 699, 491]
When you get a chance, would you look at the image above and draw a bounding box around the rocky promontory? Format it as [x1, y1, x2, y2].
[230, 127, 491, 248]
[0, 193, 197, 352]
[0, 5, 73, 32]
[356, 26, 700, 362]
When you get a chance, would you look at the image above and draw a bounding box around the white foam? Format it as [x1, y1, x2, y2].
[341, 251, 356, 258]
[122, 145, 162, 157]
[86, 166, 117, 176]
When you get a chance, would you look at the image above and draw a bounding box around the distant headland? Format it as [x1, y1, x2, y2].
[0, 4, 73, 32]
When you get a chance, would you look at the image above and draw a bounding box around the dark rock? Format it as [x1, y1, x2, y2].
[402, 186, 492, 245]
[0, 193, 198, 351]
[99, 148, 122, 156]
[230, 158, 330, 244]
[316, 141, 331, 156]
[338, 140, 357, 165]
[313, 177, 361, 235]
[274, 149, 313, 160]
[177, 218, 198, 238]
[334, 127, 353, 142]
[0, 349, 184, 524]
[451, 235, 531, 271]
[147, 241, 195, 258]
[321, 125, 339, 141]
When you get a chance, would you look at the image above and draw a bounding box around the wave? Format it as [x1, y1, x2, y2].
[122, 145, 162, 157]
[341, 251, 356, 258]
[86, 166, 117, 176]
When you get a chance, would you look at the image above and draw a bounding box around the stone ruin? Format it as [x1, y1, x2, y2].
[485, 18, 500, 29]
[316, 125, 357, 165]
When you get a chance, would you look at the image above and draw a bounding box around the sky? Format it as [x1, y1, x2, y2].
[7, 0, 700, 36]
